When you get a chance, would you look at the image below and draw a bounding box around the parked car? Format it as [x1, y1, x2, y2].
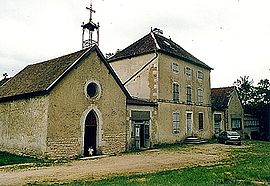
[217, 131, 241, 145]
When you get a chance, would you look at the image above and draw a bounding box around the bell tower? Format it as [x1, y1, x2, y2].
[81, 0, 100, 49]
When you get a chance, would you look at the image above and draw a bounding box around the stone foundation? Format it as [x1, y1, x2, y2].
[46, 137, 80, 159]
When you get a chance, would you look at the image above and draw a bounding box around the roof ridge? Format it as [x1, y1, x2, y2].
[108, 33, 157, 61]
[153, 33, 210, 66]
[0, 45, 132, 102]
[46, 48, 92, 91]
[0, 47, 92, 101]
[29, 49, 88, 67]
[109, 31, 212, 70]
[212, 86, 235, 90]
[0, 77, 11, 87]
[150, 32, 160, 50]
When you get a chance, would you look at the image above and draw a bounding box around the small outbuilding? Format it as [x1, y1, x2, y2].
[211, 86, 244, 136]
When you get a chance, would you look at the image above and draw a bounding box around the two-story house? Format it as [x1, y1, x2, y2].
[109, 29, 213, 147]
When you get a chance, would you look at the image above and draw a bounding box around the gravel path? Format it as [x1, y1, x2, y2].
[0, 144, 240, 185]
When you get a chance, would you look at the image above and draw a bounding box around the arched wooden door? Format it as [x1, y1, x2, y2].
[84, 110, 97, 156]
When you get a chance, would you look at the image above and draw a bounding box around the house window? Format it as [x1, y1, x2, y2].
[232, 118, 242, 130]
[172, 62, 179, 73]
[173, 112, 180, 133]
[197, 71, 204, 80]
[185, 67, 192, 76]
[244, 118, 259, 127]
[172, 82, 180, 102]
[197, 88, 203, 104]
[186, 86, 192, 104]
[199, 113, 204, 130]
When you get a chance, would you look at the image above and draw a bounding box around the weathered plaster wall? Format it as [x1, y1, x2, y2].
[126, 104, 158, 148]
[227, 91, 244, 133]
[156, 54, 212, 141]
[111, 52, 213, 144]
[156, 103, 212, 143]
[0, 96, 48, 156]
[158, 54, 211, 105]
[46, 51, 127, 158]
[110, 53, 158, 99]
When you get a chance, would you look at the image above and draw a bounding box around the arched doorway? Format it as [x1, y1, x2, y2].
[84, 110, 97, 156]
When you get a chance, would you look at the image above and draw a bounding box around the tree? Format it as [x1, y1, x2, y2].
[233, 76, 255, 106]
[234, 76, 270, 110]
[255, 79, 270, 105]
[235, 76, 270, 140]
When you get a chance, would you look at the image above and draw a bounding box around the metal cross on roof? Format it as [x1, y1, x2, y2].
[81, 0, 100, 49]
[86, 0, 96, 22]
[3, 73, 8, 79]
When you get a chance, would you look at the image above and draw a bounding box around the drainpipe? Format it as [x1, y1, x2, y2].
[123, 51, 158, 86]
[225, 110, 228, 131]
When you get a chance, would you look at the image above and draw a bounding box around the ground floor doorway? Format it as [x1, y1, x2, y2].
[186, 112, 193, 136]
[131, 111, 151, 149]
[84, 110, 97, 156]
[214, 113, 222, 136]
[131, 121, 150, 149]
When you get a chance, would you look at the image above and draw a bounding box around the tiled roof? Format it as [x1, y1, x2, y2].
[0, 78, 11, 87]
[211, 86, 235, 110]
[0, 46, 131, 102]
[127, 97, 157, 106]
[109, 32, 212, 70]
[0, 49, 88, 100]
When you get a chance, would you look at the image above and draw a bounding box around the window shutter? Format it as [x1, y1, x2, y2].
[199, 113, 203, 129]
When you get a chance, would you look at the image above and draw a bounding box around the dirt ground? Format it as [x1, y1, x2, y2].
[0, 144, 242, 185]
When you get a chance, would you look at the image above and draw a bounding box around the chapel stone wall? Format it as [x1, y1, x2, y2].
[0, 96, 49, 157]
[46, 51, 127, 158]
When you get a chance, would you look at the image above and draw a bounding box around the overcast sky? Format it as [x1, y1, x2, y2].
[0, 0, 269, 88]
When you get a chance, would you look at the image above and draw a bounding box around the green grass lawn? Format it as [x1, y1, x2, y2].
[0, 152, 66, 169]
[0, 151, 39, 166]
[38, 140, 269, 186]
